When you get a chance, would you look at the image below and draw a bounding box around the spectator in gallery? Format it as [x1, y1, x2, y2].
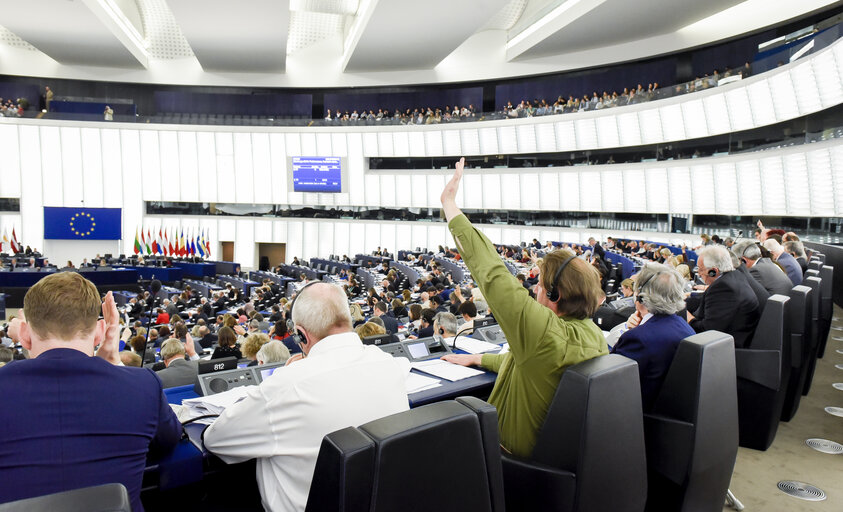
[104, 105, 114, 121]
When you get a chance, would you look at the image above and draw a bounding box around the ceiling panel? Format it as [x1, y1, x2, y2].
[344, 0, 510, 72]
[516, 0, 744, 59]
[0, 0, 145, 67]
[167, 0, 290, 72]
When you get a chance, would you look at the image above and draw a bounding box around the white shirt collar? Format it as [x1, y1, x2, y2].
[639, 312, 654, 325]
[307, 331, 364, 357]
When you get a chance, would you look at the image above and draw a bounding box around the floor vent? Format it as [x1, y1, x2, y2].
[805, 438, 843, 454]
[776, 481, 826, 501]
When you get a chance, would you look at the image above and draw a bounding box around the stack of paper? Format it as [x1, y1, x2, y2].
[405, 373, 442, 393]
[182, 386, 253, 424]
[410, 359, 485, 381]
[451, 337, 503, 354]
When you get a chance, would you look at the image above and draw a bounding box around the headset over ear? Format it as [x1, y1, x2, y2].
[546, 255, 576, 303]
[286, 281, 319, 351]
[635, 271, 662, 304]
[708, 268, 718, 278]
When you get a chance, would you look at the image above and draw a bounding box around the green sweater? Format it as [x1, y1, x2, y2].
[449, 214, 608, 458]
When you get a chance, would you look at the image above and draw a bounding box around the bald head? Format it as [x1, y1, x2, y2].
[291, 282, 353, 342]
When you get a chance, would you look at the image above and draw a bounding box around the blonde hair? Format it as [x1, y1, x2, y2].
[242, 333, 270, 359]
[355, 321, 386, 340]
[24, 272, 100, 341]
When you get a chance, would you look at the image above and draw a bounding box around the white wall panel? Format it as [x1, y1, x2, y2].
[379, 174, 396, 207]
[689, 165, 715, 214]
[555, 120, 576, 151]
[702, 94, 730, 135]
[377, 132, 394, 157]
[424, 131, 444, 156]
[286, 221, 303, 262]
[0, 125, 21, 198]
[746, 79, 777, 127]
[680, 99, 708, 140]
[443, 130, 461, 155]
[284, 133, 301, 157]
[595, 116, 620, 148]
[768, 72, 799, 121]
[365, 173, 380, 205]
[574, 119, 598, 149]
[724, 88, 753, 132]
[759, 156, 785, 215]
[318, 221, 334, 258]
[333, 221, 350, 257]
[19, 125, 43, 247]
[559, 171, 580, 211]
[59, 127, 84, 207]
[602, 170, 623, 211]
[519, 173, 539, 207]
[40, 126, 62, 206]
[300, 133, 317, 157]
[713, 163, 739, 215]
[379, 224, 396, 256]
[481, 174, 502, 210]
[497, 125, 517, 154]
[392, 131, 410, 156]
[272, 219, 287, 244]
[539, 172, 559, 211]
[316, 133, 333, 156]
[807, 149, 834, 215]
[579, 171, 601, 212]
[100, 129, 122, 208]
[218, 218, 236, 240]
[158, 131, 180, 201]
[348, 222, 365, 258]
[254, 219, 273, 243]
[667, 167, 693, 214]
[408, 131, 425, 157]
[534, 123, 556, 153]
[500, 174, 521, 210]
[483, 226, 502, 245]
[196, 132, 219, 203]
[791, 61, 822, 114]
[658, 104, 685, 141]
[410, 174, 427, 208]
[736, 160, 762, 214]
[616, 112, 642, 147]
[411, 224, 428, 252]
[362, 132, 378, 157]
[623, 169, 646, 213]
[783, 153, 810, 216]
[395, 221, 411, 253]
[364, 223, 380, 254]
[638, 109, 663, 145]
[516, 125, 537, 153]
[233, 133, 255, 204]
[80, 127, 104, 207]
[268, 133, 287, 203]
[426, 224, 448, 251]
[330, 133, 348, 156]
[426, 174, 446, 208]
[479, 127, 498, 154]
[119, 130, 142, 253]
[251, 133, 272, 204]
[831, 145, 843, 215]
[460, 128, 480, 155]
[347, 133, 364, 205]
[813, 50, 843, 107]
[177, 131, 199, 203]
[214, 133, 234, 205]
[644, 168, 669, 212]
[462, 173, 483, 209]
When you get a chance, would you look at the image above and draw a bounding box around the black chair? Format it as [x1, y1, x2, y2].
[801, 275, 823, 395]
[781, 285, 813, 422]
[500, 354, 647, 512]
[0, 483, 130, 512]
[816, 265, 833, 358]
[644, 331, 738, 512]
[305, 397, 504, 512]
[735, 294, 790, 450]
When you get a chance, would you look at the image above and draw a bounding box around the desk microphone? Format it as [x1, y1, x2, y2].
[450, 325, 475, 352]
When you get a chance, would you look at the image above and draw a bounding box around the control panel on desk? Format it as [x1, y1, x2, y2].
[474, 325, 507, 344]
[378, 336, 453, 362]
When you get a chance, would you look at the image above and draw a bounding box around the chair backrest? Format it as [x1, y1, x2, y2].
[748, 294, 790, 354]
[646, 331, 738, 512]
[306, 398, 504, 512]
[0, 483, 130, 512]
[788, 286, 812, 369]
[808, 260, 822, 272]
[532, 354, 646, 512]
[819, 266, 833, 316]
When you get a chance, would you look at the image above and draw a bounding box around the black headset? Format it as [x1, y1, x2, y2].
[635, 271, 662, 304]
[286, 281, 319, 352]
[546, 255, 576, 303]
[707, 268, 718, 277]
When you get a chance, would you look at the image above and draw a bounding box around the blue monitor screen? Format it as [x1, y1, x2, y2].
[292, 157, 342, 193]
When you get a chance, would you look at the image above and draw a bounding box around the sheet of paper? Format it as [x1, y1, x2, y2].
[405, 372, 442, 393]
[182, 386, 253, 416]
[452, 337, 503, 354]
[410, 359, 485, 382]
[498, 343, 509, 355]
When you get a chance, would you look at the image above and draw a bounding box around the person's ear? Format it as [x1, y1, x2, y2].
[93, 319, 106, 349]
[18, 321, 32, 351]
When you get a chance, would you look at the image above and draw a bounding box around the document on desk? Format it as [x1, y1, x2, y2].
[454, 337, 503, 354]
[410, 359, 485, 381]
[405, 372, 442, 393]
[182, 386, 253, 424]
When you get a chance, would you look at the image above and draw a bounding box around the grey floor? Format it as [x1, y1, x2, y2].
[724, 305, 843, 511]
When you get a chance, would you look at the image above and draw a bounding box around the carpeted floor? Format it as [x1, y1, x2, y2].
[724, 305, 843, 511]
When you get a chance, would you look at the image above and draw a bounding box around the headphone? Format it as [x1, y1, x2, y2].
[635, 271, 662, 304]
[707, 268, 718, 278]
[286, 281, 319, 353]
[546, 255, 576, 303]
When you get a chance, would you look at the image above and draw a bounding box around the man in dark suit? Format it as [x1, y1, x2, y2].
[611, 263, 696, 410]
[373, 301, 398, 334]
[734, 240, 793, 296]
[196, 325, 218, 349]
[156, 339, 200, 388]
[0, 273, 180, 511]
[588, 237, 605, 261]
[687, 245, 761, 348]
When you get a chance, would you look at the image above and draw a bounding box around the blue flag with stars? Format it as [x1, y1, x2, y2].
[43, 207, 122, 240]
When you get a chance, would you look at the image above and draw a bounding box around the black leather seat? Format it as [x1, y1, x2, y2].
[500, 354, 647, 512]
[735, 294, 790, 450]
[816, 265, 834, 358]
[0, 483, 130, 512]
[801, 275, 823, 395]
[305, 397, 504, 512]
[644, 331, 738, 512]
[781, 285, 813, 422]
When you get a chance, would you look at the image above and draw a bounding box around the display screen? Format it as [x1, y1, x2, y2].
[292, 156, 342, 193]
[260, 367, 280, 380]
[407, 342, 430, 359]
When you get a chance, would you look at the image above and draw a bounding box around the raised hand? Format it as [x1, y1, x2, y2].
[95, 292, 122, 365]
[440, 157, 465, 221]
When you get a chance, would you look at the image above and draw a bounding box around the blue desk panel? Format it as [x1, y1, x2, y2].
[0, 268, 139, 287]
[212, 261, 240, 275]
[123, 266, 183, 281]
[173, 262, 216, 278]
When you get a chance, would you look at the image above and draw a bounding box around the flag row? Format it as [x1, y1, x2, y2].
[0, 227, 22, 254]
[134, 227, 211, 258]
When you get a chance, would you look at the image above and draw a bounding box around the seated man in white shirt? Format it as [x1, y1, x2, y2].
[202, 282, 410, 512]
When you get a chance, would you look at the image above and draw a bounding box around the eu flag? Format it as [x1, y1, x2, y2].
[43, 207, 122, 240]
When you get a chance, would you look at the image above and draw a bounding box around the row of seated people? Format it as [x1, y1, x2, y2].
[0, 165, 827, 511]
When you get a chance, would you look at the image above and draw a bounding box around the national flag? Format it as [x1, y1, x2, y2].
[188, 230, 195, 256]
[133, 228, 142, 255]
[151, 228, 160, 255]
[146, 227, 153, 255]
[179, 229, 185, 257]
[168, 227, 175, 256]
[11, 227, 21, 253]
[197, 230, 206, 258]
[0, 227, 6, 253]
[162, 228, 169, 256]
[204, 229, 211, 258]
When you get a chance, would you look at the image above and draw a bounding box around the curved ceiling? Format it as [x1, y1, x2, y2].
[0, 0, 837, 88]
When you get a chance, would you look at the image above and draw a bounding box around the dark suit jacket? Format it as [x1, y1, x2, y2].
[592, 243, 605, 260]
[749, 258, 793, 296]
[736, 264, 770, 312]
[156, 358, 199, 389]
[0, 349, 181, 511]
[612, 314, 696, 411]
[690, 270, 761, 348]
[380, 314, 399, 335]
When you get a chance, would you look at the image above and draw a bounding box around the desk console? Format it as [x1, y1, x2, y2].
[377, 336, 453, 362]
[196, 362, 286, 396]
